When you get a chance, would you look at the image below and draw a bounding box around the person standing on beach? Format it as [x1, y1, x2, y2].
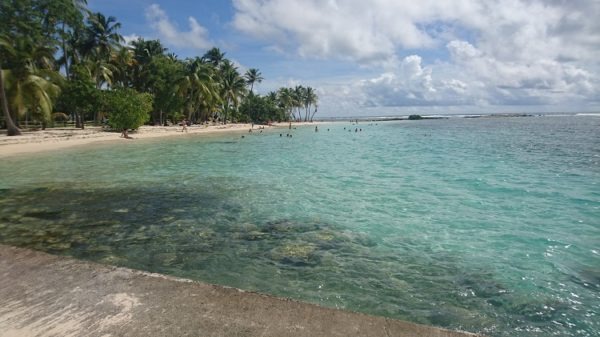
[182, 119, 188, 133]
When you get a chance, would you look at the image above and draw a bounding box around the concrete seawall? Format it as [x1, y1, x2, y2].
[0, 245, 484, 337]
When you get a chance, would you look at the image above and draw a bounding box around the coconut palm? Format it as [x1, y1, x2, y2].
[130, 39, 167, 92]
[2, 38, 62, 129]
[219, 62, 246, 124]
[78, 12, 123, 110]
[82, 12, 123, 61]
[0, 37, 20, 135]
[244, 68, 263, 94]
[166, 53, 178, 62]
[277, 87, 295, 121]
[56, 0, 89, 79]
[131, 38, 166, 65]
[304, 86, 317, 121]
[201, 47, 225, 67]
[110, 46, 135, 88]
[293, 85, 306, 121]
[177, 58, 219, 122]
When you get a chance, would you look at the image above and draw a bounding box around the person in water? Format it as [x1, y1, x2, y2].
[315, 126, 318, 132]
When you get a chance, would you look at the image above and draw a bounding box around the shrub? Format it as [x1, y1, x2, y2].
[103, 88, 153, 132]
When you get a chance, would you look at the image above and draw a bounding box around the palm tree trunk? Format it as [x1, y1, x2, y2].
[77, 113, 85, 129]
[310, 106, 318, 122]
[0, 65, 21, 136]
[61, 22, 70, 79]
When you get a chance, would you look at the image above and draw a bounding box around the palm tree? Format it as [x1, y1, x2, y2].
[177, 58, 219, 122]
[110, 46, 135, 88]
[131, 38, 166, 65]
[56, 0, 88, 79]
[82, 12, 123, 62]
[87, 59, 115, 89]
[201, 47, 225, 67]
[79, 12, 122, 123]
[244, 68, 263, 94]
[130, 39, 166, 92]
[219, 62, 246, 124]
[166, 52, 178, 62]
[2, 38, 62, 129]
[293, 85, 305, 121]
[277, 87, 295, 121]
[304, 86, 317, 121]
[0, 36, 20, 135]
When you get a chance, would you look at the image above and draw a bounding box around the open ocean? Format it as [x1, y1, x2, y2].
[1, 115, 598, 336]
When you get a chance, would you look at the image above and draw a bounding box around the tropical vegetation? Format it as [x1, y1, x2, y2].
[0, 0, 318, 136]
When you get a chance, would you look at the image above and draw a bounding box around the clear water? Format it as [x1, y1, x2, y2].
[0, 116, 598, 337]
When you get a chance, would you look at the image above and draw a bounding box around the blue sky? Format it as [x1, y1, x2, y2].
[88, 0, 600, 117]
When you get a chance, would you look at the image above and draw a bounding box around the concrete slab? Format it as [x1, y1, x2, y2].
[0, 245, 484, 337]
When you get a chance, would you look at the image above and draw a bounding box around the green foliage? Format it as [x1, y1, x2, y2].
[275, 85, 318, 121]
[1, 37, 62, 123]
[239, 93, 284, 123]
[104, 88, 152, 130]
[244, 68, 263, 93]
[219, 61, 247, 124]
[150, 56, 185, 122]
[408, 114, 423, 120]
[1, 1, 318, 133]
[177, 57, 220, 123]
[56, 65, 101, 120]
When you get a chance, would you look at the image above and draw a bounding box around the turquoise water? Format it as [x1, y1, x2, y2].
[0, 116, 598, 336]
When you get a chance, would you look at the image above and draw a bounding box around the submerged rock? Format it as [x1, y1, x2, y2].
[270, 242, 319, 266]
[243, 231, 268, 241]
[456, 272, 508, 299]
[428, 305, 490, 330]
[262, 219, 320, 235]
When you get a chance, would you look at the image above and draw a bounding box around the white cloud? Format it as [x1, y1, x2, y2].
[353, 55, 478, 108]
[232, 0, 600, 111]
[145, 4, 212, 50]
[231, 0, 600, 64]
[446, 39, 597, 105]
[122, 34, 140, 46]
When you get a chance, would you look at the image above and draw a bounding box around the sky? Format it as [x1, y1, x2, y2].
[88, 0, 600, 117]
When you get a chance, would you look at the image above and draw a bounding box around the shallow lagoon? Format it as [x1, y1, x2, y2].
[1, 116, 598, 336]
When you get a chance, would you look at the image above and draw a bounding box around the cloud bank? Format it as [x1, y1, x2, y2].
[232, 0, 600, 113]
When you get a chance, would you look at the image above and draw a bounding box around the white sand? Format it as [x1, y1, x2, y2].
[0, 122, 320, 157]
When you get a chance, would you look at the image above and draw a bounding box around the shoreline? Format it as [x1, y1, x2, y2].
[0, 244, 484, 337]
[0, 122, 321, 157]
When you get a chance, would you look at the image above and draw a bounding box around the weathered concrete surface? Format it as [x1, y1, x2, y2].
[0, 245, 484, 337]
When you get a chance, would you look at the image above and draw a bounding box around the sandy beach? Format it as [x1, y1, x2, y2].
[0, 122, 320, 157]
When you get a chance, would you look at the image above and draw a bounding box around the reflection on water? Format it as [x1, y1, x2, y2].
[0, 116, 599, 337]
